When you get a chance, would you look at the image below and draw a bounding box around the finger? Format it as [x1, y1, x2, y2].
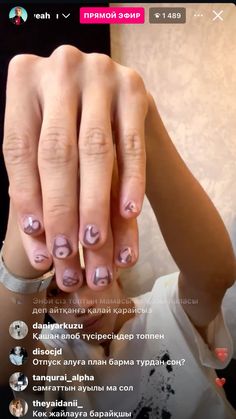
[113, 214, 138, 268]
[116, 69, 148, 218]
[23, 229, 84, 292]
[78, 83, 114, 250]
[38, 57, 80, 262]
[111, 158, 139, 267]
[3, 55, 44, 236]
[20, 230, 52, 272]
[83, 222, 114, 291]
[51, 178, 83, 292]
[53, 255, 83, 292]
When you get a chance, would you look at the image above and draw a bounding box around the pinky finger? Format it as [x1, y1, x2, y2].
[19, 230, 53, 272]
[111, 157, 139, 268]
[113, 216, 138, 268]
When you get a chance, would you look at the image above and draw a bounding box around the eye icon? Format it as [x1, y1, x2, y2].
[154, 12, 160, 18]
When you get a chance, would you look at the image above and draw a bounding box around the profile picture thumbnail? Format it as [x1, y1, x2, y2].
[9, 320, 28, 340]
[9, 6, 28, 25]
[9, 399, 28, 417]
[9, 347, 28, 366]
[9, 372, 28, 392]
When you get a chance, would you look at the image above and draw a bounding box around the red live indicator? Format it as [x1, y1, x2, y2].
[80, 7, 145, 24]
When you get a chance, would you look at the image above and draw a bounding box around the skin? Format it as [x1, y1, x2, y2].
[1, 49, 235, 387]
[15, 8, 22, 17]
[47, 274, 134, 348]
[3, 46, 145, 292]
[14, 347, 21, 355]
[11, 400, 24, 416]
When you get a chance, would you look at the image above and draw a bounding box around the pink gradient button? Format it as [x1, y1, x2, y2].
[80, 7, 145, 24]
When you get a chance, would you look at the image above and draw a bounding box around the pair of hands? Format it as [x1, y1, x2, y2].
[3, 45, 150, 292]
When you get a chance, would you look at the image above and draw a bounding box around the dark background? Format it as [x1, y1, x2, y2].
[0, 2, 110, 241]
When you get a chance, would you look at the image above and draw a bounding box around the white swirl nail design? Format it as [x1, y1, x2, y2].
[63, 269, 80, 287]
[34, 254, 49, 264]
[118, 247, 133, 264]
[23, 216, 41, 235]
[124, 201, 138, 213]
[83, 225, 100, 245]
[53, 236, 72, 259]
[93, 266, 112, 286]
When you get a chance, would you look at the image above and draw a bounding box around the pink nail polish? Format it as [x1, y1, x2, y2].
[63, 269, 82, 287]
[118, 247, 133, 264]
[53, 236, 72, 259]
[34, 254, 49, 264]
[83, 225, 100, 246]
[23, 216, 41, 235]
[92, 266, 112, 287]
[124, 201, 138, 214]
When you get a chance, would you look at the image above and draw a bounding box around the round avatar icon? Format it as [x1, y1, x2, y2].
[9, 347, 28, 366]
[9, 321, 28, 340]
[9, 6, 28, 25]
[9, 399, 28, 417]
[9, 372, 28, 392]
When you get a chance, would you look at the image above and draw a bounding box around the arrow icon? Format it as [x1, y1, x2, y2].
[62, 13, 71, 19]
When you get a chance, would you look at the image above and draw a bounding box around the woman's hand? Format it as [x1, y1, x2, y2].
[3, 45, 148, 291]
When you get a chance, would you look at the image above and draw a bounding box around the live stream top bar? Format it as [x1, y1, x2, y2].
[0, 0, 234, 3]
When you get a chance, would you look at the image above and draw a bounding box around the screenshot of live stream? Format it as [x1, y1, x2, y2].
[0, 1, 235, 418]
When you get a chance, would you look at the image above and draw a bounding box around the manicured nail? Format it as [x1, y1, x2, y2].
[23, 216, 41, 235]
[92, 266, 112, 287]
[124, 201, 138, 214]
[52, 236, 72, 259]
[63, 269, 81, 287]
[34, 254, 50, 264]
[118, 247, 133, 264]
[83, 224, 100, 246]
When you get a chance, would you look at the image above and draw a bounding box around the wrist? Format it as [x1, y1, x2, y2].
[0, 246, 55, 295]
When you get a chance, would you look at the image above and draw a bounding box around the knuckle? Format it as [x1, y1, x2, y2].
[122, 132, 145, 156]
[88, 53, 114, 74]
[3, 134, 32, 166]
[124, 168, 145, 186]
[8, 54, 37, 80]
[79, 127, 112, 157]
[46, 199, 73, 218]
[39, 126, 76, 165]
[120, 132, 146, 185]
[50, 45, 82, 70]
[121, 68, 145, 94]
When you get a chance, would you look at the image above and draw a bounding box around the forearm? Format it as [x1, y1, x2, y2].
[145, 97, 235, 290]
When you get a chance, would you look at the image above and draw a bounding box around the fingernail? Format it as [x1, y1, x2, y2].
[124, 201, 138, 214]
[23, 216, 41, 235]
[52, 235, 72, 259]
[92, 266, 112, 287]
[118, 247, 133, 264]
[63, 269, 82, 287]
[83, 224, 100, 246]
[34, 254, 50, 264]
